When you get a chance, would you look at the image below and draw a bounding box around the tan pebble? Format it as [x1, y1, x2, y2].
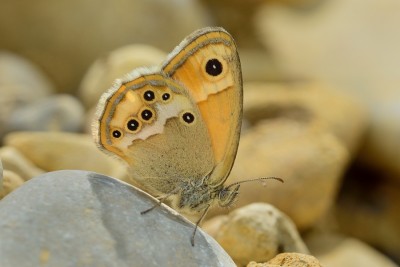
[209, 118, 349, 230]
[202, 215, 229, 238]
[0, 146, 44, 181]
[213, 203, 308, 266]
[4, 132, 127, 181]
[79, 44, 167, 109]
[305, 232, 398, 267]
[0, 170, 25, 199]
[265, 252, 322, 267]
[243, 82, 367, 156]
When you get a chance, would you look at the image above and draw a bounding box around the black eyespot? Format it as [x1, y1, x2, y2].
[205, 58, 223, 76]
[127, 119, 140, 131]
[162, 93, 170, 101]
[143, 90, 155, 101]
[112, 130, 122, 138]
[141, 109, 153, 121]
[182, 112, 195, 124]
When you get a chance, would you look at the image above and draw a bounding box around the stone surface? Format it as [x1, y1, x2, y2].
[4, 132, 127, 181]
[0, 146, 45, 181]
[79, 44, 167, 109]
[0, 170, 235, 267]
[204, 203, 308, 266]
[6, 94, 85, 133]
[255, 0, 400, 177]
[305, 233, 398, 267]
[243, 82, 367, 156]
[209, 118, 349, 230]
[335, 166, 400, 262]
[0, 51, 54, 137]
[247, 253, 322, 267]
[0, 0, 209, 94]
[0, 170, 24, 199]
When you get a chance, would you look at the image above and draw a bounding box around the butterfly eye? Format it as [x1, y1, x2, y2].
[143, 90, 155, 102]
[126, 118, 141, 133]
[205, 58, 223, 76]
[180, 111, 196, 125]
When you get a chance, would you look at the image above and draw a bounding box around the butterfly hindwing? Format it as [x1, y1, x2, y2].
[94, 72, 215, 196]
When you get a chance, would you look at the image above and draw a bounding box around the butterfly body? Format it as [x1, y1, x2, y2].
[93, 27, 242, 218]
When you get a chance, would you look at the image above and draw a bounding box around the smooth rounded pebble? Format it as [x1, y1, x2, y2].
[0, 51, 54, 138]
[0, 170, 235, 267]
[0, 146, 44, 181]
[204, 203, 309, 266]
[305, 233, 398, 267]
[4, 131, 127, 181]
[6, 94, 85, 133]
[243, 82, 367, 156]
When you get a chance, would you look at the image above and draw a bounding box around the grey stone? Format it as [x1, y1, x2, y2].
[0, 51, 54, 137]
[0, 170, 235, 267]
[6, 94, 85, 133]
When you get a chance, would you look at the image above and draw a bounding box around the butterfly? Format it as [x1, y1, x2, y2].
[92, 27, 281, 245]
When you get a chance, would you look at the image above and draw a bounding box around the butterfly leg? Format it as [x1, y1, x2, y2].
[140, 188, 179, 215]
[191, 204, 211, 246]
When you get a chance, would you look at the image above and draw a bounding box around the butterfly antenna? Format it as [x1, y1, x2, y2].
[225, 177, 283, 190]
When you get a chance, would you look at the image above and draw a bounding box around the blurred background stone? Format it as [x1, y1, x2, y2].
[4, 132, 127, 181]
[203, 203, 308, 266]
[0, 0, 210, 94]
[0, 51, 54, 138]
[304, 232, 398, 267]
[243, 82, 367, 156]
[254, 0, 400, 179]
[6, 94, 85, 133]
[0, 146, 45, 181]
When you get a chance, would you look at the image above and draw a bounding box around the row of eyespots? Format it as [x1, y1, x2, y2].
[125, 106, 156, 133]
[142, 89, 171, 103]
[111, 106, 156, 139]
[111, 109, 195, 140]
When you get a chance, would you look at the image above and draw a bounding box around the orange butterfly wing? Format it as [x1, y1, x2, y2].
[162, 27, 243, 185]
